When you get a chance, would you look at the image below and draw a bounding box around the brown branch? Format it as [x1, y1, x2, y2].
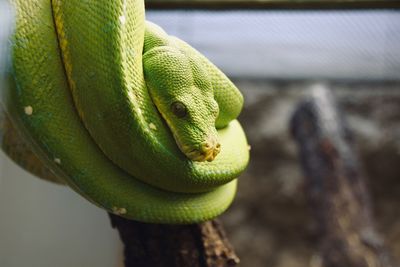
[108, 214, 239, 267]
[290, 84, 397, 267]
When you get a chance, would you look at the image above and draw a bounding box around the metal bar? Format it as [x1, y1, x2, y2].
[146, 0, 400, 10]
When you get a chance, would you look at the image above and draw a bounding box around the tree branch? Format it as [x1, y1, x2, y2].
[290, 84, 397, 267]
[108, 214, 239, 267]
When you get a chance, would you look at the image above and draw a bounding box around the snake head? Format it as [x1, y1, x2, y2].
[143, 46, 221, 162]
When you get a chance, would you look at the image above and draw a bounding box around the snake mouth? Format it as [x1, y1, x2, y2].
[175, 135, 221, 162]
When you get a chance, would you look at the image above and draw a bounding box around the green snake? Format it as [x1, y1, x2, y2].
[2, 0, 249, 224]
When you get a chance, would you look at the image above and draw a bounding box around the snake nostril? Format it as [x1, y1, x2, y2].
[201, 141, 212, 152]
[192, 138, 221, 162]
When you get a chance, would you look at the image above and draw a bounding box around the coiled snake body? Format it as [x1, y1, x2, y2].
[2, 0, 249, 224]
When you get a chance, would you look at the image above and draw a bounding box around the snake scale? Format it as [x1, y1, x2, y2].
[1, 0, 249, 224]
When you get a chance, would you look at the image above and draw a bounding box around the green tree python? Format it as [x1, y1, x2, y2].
[1, 0, 249, 224]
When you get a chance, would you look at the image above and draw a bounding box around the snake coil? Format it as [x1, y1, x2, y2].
[2, 0, 249, 224]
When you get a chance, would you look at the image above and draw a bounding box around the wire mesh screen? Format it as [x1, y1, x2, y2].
[1, 4, 400, 267]
[149, 9, 400, 267]
[148, 10, 400, 80]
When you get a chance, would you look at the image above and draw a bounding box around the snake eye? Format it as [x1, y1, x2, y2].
[171, 101, 187, 118]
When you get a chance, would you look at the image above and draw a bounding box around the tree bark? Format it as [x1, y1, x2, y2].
[108, 214, 239, 267]
[290, 84, 397, 267]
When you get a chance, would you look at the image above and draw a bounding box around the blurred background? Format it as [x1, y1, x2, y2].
[1, 1, 399, 267]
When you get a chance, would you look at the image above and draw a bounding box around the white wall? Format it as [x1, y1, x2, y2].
[0, 152, 121, 267]
[148, 10, 400, 80]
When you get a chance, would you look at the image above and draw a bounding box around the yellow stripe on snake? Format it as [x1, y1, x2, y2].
[2, 0, 249, 224]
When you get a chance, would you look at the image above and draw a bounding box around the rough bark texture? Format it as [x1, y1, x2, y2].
[290, 84, 397, 267]
[108, 214, 239, 267]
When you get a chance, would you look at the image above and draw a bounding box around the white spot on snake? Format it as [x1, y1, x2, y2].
[127, 90, 136, 101]
[24, 106, 33, 115]
[248, 145, 251, 151]
[54, 158, 61, 164]
[119, 15, 126, 24]
[120, 0, 127, 25]
[149, 122, 157, 131]
[112, 207, 127, 215]
[127, 48, 135, 57]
